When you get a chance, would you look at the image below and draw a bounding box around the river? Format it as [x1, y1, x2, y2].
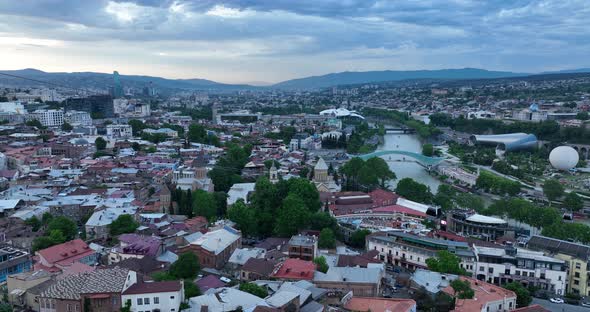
[378, 132, 441, 193]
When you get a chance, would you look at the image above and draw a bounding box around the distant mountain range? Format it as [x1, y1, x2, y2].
[1, 67, 589, 92]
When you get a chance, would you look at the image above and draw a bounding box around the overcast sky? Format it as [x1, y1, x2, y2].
[0, 0, 588, 84]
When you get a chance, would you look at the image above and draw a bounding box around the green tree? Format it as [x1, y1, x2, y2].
[275, 194, 311, 237]
[128, 119, 147, 136]
[310, 211, 338, 232]
[563, 192, 584, 211]
[426, 251, 468, 275]
[503, 282, 532, 308]
[48, 229, 66, 244]
[228, 199, 257, 237]
[422, 143, 434, 156]
[543, 179, 564, 203]
[152, 271, 177, 281]
[349, 229, 372, 248]
[26, 119, 44, 129]
[576, 112, 589, 121]
[287, 178, 321, 212]
[47, 216, 78, 240]
[170, 253, 200, 279]
[450, 279, 474, 299]
[61, 121, 73, 131]
[239, 283, 268, 298]
[25, 216, 41, 232]
[192, 190, 217, 220]
[395, 178, 433, 204]
[365, 157, 396, 188]
[108, 214, 139, 236]
[0, 303, 13, 312]
[318, 228, 336, 249]
[41, 212, 53, 224]
[32, 236, 57, 251]
[95, 136, 107, 150]
[313, 256, 329, 273]
[184, 280, 201, 298]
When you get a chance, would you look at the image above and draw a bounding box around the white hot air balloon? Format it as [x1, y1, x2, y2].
[549, 146, 579, 170]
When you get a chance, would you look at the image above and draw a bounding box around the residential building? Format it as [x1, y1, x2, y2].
[39, 267, 134, 312]
[106, 124, 133, 139]
[143, 128, 177, 138]
[410, 269, 458, 296]
[121, 280, 183, 312]
[288, 234, 318, 261]
[85, 207, 138, 240]
[241, 258, 278, 281]
[35, 239, 98, 273]
[189, 288, 267, 312]
[64, 110, 92, 126]
[272, 258, 316, 281]
[33, 109, 64, 127]
[313, 266, 384, 297]
[446, 210, 515, 241]
[7, 270, 53, 310]
[442, 276, 517, 312]
[0, 245, 31, 283]
[108, 234, 163, 265]
[178, 226, 241, 269]
[527, 235, 590, 296]
[367, 231, 476, 273]
[473, 244, 567, 295]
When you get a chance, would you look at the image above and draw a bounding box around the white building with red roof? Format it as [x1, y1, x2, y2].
[121, 280, 184, 312]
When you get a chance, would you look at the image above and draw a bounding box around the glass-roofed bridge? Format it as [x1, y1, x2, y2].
[359, 150, 445, 168]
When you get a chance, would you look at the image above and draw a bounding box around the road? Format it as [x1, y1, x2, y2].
[532, 298, 589, 312]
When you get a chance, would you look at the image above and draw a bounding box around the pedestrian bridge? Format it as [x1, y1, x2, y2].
[359, 150, 445, 167]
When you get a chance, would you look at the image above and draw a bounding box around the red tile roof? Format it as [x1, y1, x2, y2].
[368, 189, 400, 207]
[37, 239, 94, 267]
[122, 281, 182, 295]
[344, 297, 416, 312]
[272, 258, 315, 281]
[442, 277, 516, 312]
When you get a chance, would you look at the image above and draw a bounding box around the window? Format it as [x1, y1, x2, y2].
[575, 272, 580, 278]
[540, 273, 545, 279]
[576, 263, 582, 269]
[154, 297, 160, 304]
[499, 304, 502, 310]
[67, 304, 72, 312]
[138, 298, 143, 305]
[144, 297, 150, 305]
[488, 268, 493, 274]
[170, 296, 175, 299]
[574, 280, 580, 285]
[529, 272, 534, 277]
[558, 276, 562, 281]
[479, 266, 484, 272]
[509, 302, 513, 308]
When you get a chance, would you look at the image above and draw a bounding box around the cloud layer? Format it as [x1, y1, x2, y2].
[0, 0, 588, 84]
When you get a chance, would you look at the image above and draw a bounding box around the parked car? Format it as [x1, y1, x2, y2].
[550, 298, 565, 304]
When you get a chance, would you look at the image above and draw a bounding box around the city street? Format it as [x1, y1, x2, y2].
[532, 298, 590, 312]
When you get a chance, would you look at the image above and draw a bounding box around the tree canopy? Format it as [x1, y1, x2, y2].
[563, 192, 584, 211]
[95, 136, 107, 150]
[109, 214, 139, 236]
[543, 179, 565, 203]
[450, 279, 474, 299]
[169, 252, 201, 279]
[503, 282, 532, 308]
[239, 283, 268, 298]
[426, 250, 468, 276]
[340, 157, 396, 191]
[318, 228, 336, 249]
[313, 256, 329, 273]
[395, 178, 433, 204]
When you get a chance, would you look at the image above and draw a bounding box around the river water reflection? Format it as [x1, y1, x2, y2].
[378, 132, 441, 193]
